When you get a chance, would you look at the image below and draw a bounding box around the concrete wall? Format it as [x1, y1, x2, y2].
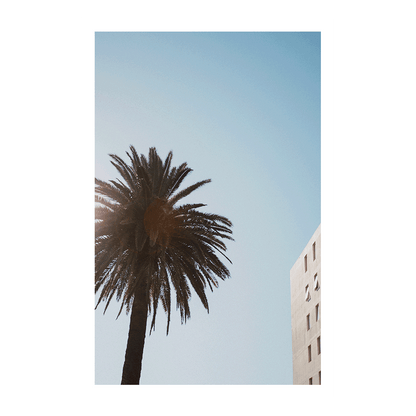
[290, 224, 321, 385]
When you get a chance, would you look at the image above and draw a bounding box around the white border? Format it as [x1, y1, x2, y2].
[80, 15, 338, 402]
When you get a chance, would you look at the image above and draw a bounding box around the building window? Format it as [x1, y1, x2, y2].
[319, 371, 321, 385]
[312, 242, 316, 260]
[317, 336, 321, 355]
[314, 273, 320, 291]
[316, 303, 320, 321]
[309, 377, 313, 385]
[308, 345, 312, 362]
[304, 254, 307, 272]
[305, 285, 311, 302]
[306, 314, 311, 330]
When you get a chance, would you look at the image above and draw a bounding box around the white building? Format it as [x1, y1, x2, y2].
[290, 224, 321, 385]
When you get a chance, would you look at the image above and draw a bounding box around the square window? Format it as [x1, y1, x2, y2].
[312, 242, 316, 260]
[317, 336, 321, 355]
[304, 254, 307, 272]
[308, 345, 312, 362]
[316, 303, 320, 321]
[306, 314, 311, 330]
[305, 285, 311, 302]
[309, 377, 313, 385]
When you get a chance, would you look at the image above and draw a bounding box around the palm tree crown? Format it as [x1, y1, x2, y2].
[95, 146, 233, 338]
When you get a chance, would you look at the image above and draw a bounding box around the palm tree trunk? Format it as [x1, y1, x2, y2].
[121, 286, 147, 384]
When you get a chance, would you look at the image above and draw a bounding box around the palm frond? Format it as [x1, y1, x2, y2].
[168, 179, 211, 206]
[95, 146, 233, 335]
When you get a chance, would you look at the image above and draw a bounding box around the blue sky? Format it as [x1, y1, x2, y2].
[95, 32, 320, 385]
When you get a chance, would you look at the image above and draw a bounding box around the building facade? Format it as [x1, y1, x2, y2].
[290, 224, 321, 385]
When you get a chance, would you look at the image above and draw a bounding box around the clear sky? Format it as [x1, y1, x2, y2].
[95, 32, 320, 385]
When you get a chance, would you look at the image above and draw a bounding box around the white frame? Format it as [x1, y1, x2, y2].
[80, 15, 338, 402]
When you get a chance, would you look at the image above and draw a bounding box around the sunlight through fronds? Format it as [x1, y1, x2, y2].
[95, 146, 233, 335]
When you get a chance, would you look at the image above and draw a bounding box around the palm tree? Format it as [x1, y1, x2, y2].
[95, 146, 233, 384]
